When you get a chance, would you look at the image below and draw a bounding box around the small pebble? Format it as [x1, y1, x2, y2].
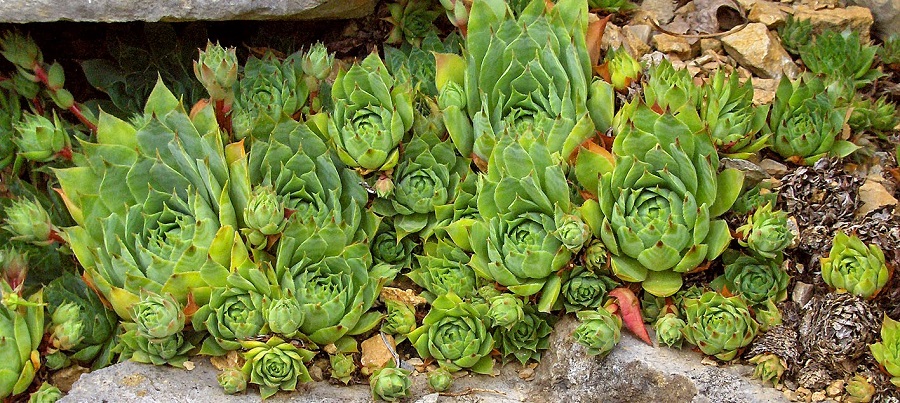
[826, 380, 844, 397]
[811, 391, 826, 401]
[518, 367, 535, 380]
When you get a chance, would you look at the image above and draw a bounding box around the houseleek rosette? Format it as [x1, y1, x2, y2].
[131, 291, 185, 340]
[194, 42, 238, 110]
[2, 198, 61, 246]
[232, 52, 309, 139]
[27, 382, 63, 403]
[487, 293, 525, 329]
[44, 272, 118, 370]
[436, 0, 595, 162]
[583, 102, 742, 297]
[240, 336, 315, 400]
[241, 186, 287, 250]
[870, 315, 900, 387]
[768, 75, 857, 165]
[278, 243, 395, 345]
[56, 80, 234, 319]
[118, 328, 193, 368]
[433, 171, 479, 252]
[820, 231, 889, 299]
[799, 29, 881, 88]
[266, 295, 304, 338]
[573, 308, 621, 357]
[748, 353, 785, 386]
[217, 368, 248, 395]
[408, 292, 494, 374]
[643, 60, 700, 112]
[409, 239, 478, 302]
[370, 366, 412, 402]
[330, 353, 356, 384]
[562, 266, 618, 313]
[371, 221, 416, 269]
[374, 132, 467, 238]
[193, 250, 273, 355]
[493, 306, 553, 365]
[427, 367, 453, 392]
[682, 291, 759, 361]
[0, 282, 43, 399]
[700, 69, 769, 159]
[381, 299, 417, 336]
[13, 112, 71, 162]
[471, 133, 577, 311]
[654, 313, 686, 348]
[327, 53, 413, 173]
[711, 253, 789, 307]
[736, 202, 794, 259]
[239, 120, 372, 261]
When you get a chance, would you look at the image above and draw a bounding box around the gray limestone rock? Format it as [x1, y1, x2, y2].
[0, 0, 375, 23]
[63, 316, 788, 402]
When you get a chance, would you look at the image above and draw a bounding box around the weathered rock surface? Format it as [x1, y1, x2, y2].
[793, 5, 874, 41]
[722, 23, 799, 80]
[62, 317, 788, 403]
[0, 0, 375, 23]
[849, 0, 900, 38]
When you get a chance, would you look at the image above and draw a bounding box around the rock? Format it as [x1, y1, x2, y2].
[857, 178, 899, 218]
[653, 33, 694, 58]
[722, 23, 799, 79]
[360, 334, 396, 375]
[793, 6, 874, 41]
[759, 158, 790, 177]
[0, 0, 375, 22]
[752, 78, 778, 105]
[50, 365, 90, 393]
[531, 316, 789, 402]
[623, 25, 653, 57]
[848, 0, 900, 38]
[631, 0, 677, 26]
[723, 158, 770, 184]
[601, 23, 624, 51]
[792, 281, 815, 306]
[63, 317, 790, 402]
[701, 38, 723, 53]
[748, 1, 788, 28]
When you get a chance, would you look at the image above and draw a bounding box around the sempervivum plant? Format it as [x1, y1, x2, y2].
[654, 313, 686, 348]
[56, 80, 234, 319]
[642, 60, 701, 113]
[118, 292, 193, 368]
[778, 15, 812, 56]
[371, 221, 416, 270]
[736, 202, 794, 260]
[277, 242, 396, 346]
[471, 133, 582, 311]
[870, 315, 900, 387]
[799, 29, 881, 88]
[44, 273, 118, 370]
[493, 306, 553, 365]
[409, 238, 478, 302]
[2, 198, 63, 246]
[573, 308, 622, 357]
[700, 69, 770, 159]
[385, 0, 441, 46]
[326, 53, 413, 174]
[231, 52, 309, 139]
[0, 281, 43, 399]
[582, 101, 742, 297]
[373, 132, 467, 238]
[241, 336, 315, 400]
[820, 231, 890, 299]
[561, 266, 618, 313]
[408, 292, 494, 374]
[192, 258, 273, 355]
[239, 120, 372, 260]
[487, 293, 525, 329]
[710, 252, 789, 308]
[436, 0, 596, 164]
[767, 75, 858, 165]
[370, 366, 412, 402]
[682, 291, 759, 361]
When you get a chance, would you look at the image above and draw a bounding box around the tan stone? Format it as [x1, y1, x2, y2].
[653, 33, 694, 58]
[360, 334, 396, 375]
[722, 23, 799, 79]
[794, 5, 874, 41]
[857, 178, 899, 218]
[751, 77, 779, 105]
[700, 38, 723, 53]
[622, 25, 653, 57]
[748, 1, 788, 28]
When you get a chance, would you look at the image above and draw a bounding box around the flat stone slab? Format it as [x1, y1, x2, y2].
[62, 317, 788, 403]
[0, 0, 375, 23]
